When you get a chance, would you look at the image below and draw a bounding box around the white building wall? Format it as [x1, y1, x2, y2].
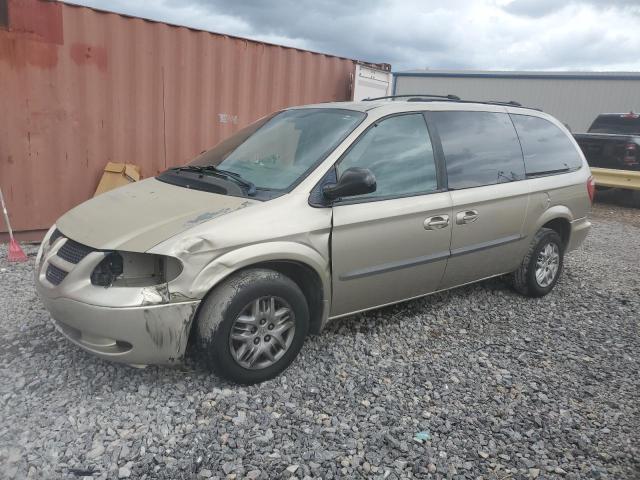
[394, 73, 640, 132]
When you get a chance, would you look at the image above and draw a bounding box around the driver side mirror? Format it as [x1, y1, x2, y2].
[322, 167, 376, 201]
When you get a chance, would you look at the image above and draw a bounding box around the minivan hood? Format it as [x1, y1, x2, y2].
[56, 178, 255, 252]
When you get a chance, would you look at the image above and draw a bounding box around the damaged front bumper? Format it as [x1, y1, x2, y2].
[35, 227, 200, 366]
[39, 295, 199, 365]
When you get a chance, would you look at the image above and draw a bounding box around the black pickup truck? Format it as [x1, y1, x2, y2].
[573, 113, 640, 171]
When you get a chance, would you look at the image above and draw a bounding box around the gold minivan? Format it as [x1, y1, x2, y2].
[35, 95, 594, 383]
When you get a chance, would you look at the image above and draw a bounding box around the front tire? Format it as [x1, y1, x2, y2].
[511, 228, 564, 297]
[195, 268, 309, 384]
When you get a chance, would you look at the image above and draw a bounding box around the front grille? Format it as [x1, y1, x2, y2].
[46, 264, 68, 285]
[57, 239, 95, 264]
[49, 228, 63, 245]
[42, 233, 97, 287]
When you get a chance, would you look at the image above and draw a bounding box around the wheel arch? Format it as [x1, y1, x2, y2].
[533, 205, 573, 249]
[541, 217, 571, 248]
[189, 242, 331, 335]
[247, 260, 325, 334]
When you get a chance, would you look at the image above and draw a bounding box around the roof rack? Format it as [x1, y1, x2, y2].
[363, 94, 539, 110]
[488, 100, 522, 107]
[364, 94, 461, 101]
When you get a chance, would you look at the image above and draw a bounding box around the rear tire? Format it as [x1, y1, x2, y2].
[195, 268, 309, 384]
[511, 228, 564, 297]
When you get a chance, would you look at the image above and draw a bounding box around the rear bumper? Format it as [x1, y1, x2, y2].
[567, 217, 591, 252]
[39, 294, 199, 365]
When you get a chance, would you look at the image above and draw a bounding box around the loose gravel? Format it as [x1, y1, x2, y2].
[1, 203, 639, 480]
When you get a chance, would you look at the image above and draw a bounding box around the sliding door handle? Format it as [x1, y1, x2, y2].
[456, 210, 479, 225]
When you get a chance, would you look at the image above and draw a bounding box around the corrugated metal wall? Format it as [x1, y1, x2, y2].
[0, 0, 365, 239]
[395, 73, 640, 132]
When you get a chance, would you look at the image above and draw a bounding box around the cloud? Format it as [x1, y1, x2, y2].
[501, 0, 570, 18]
[67, 0, 640, 71]
[504, 0, 640, 18]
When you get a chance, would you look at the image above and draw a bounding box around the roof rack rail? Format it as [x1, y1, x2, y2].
[363, 94, 540, 111]
[364, 94, 461, 101]
[451, 99, 540, 110]
[487, 100, 522, 107]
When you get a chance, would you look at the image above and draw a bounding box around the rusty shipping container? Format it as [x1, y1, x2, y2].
[0, 0, 389, 240]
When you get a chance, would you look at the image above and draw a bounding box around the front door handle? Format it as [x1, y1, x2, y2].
[424, 215, 450, 230]
[456, 210, 479, 225]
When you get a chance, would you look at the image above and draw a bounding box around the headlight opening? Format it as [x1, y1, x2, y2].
[90, 252, 181, 287]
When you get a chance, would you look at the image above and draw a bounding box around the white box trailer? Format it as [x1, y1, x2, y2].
[352, 64, 393, 101]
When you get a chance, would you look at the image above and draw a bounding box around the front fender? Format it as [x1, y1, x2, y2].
[187, 241, 331, 321]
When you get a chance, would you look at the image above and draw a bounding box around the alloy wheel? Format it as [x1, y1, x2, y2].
[228, 296, 296, 369]
[535, 242, 560, 288]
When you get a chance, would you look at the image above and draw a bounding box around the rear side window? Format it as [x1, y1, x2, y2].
[511, 114, 582, 175]
[431, 111, 525, 189]
[337, 113, 438, 199]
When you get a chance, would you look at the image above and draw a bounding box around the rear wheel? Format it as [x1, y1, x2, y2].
[195, 268, 309, 384]
[511, 228, 564, 297]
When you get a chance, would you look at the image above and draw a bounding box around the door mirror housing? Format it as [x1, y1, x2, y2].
[322, 167, 376, 201]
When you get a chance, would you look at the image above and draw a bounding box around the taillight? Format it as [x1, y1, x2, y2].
[587, 175, 596, 203]
[624, 142, 638, 165]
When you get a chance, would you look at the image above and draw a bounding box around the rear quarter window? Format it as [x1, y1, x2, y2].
[430, 111, 525, 189]
[510, 114, 582, 175]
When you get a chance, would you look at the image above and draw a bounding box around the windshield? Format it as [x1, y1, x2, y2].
[588, 114, 640, 135]
[189, 108, 366, 191]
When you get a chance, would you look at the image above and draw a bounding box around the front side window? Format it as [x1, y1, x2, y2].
[189, 108, 366, 191]
[431, 111, 525, 189]
[336, 114, 438, 200]
[511, 114, 582, 175]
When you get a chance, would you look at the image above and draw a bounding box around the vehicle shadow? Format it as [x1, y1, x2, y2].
[594, 187, 640, 209]
[592, 190, 640, 228]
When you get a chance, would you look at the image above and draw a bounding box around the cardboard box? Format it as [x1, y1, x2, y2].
[94, 163, 142, 196]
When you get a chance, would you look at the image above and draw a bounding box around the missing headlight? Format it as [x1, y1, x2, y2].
[91, 252, 182, 287]
[91, 252, 124, 287]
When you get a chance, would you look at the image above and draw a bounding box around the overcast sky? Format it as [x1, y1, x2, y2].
[68, 0, 640, 71]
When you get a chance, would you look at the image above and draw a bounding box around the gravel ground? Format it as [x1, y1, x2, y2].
[1, 203, 639, 480]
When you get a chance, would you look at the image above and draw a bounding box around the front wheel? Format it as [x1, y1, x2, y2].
[195, 268, 309, 384]
[511, 228, 564, 297]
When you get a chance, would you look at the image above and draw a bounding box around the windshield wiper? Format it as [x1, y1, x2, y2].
[206, 166, 258, 196]
[170, 165, 256, 196]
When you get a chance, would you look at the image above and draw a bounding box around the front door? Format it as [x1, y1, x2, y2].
[329, 113, 452, 316]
